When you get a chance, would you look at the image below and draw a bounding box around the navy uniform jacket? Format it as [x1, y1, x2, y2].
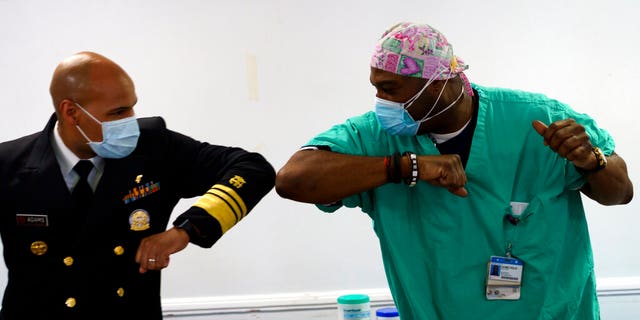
[0, 114, 275, 320]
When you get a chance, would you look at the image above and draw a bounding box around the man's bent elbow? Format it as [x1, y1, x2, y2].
[594, 182, 634, 206]
[614, 178, 634, 205]
[275, 167, 304, 200]
[621, 184, 634, 205]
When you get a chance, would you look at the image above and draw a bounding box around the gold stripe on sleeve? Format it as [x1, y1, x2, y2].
[192, 184, 249, 233]
[208, 188, 243, 220]
[193, 193, 238, 233]
[212, 185, 248, 217]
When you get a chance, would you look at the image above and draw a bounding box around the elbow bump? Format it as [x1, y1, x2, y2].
[274, 169, 299, 199]
[622, 186, 633, 204]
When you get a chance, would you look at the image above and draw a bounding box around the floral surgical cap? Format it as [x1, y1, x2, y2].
[371, 22, 473, 96]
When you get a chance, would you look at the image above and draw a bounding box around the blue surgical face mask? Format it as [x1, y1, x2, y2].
[374, 70, 464, 136]
[374, 98, 421, 135]
[74, 102, 140, 159]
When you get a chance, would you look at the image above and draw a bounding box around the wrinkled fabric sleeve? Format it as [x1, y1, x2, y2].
[303, 116, 375, 214]
[547, 103, 615, 190]
[140, 118, 276, 248]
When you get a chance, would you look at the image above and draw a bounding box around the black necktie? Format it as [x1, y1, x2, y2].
[72, 160, 94, 209]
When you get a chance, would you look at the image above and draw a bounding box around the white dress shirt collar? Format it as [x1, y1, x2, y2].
[51, 122, 105, 191]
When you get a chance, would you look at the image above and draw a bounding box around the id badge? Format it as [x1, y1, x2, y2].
[486, 256, 523, 300]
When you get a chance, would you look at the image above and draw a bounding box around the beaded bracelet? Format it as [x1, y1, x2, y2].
[403, 152, 418, 187]
[392, 152, 402, 183]
[384, 156, 393, 182]
[384, 153, 402, 183]
[384, 152, 402, 183]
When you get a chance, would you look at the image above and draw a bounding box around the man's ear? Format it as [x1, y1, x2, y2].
[59, 100, 80, 126]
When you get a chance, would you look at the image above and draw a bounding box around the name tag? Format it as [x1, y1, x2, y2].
[16, 214, 49, 227]
[486, 256, 523, 300]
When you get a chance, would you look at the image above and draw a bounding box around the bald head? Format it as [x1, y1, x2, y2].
[49, 51, 135, 113]
[49, 52, 138, 159]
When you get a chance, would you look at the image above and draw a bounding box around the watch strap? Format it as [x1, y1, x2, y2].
[577, 146, 607, 174]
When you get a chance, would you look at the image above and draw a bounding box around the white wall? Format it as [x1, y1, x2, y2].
[1, 0, 639, 314]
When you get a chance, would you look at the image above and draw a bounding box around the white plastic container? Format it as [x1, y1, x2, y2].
[376, 307, 400, 319]
[337, 294, 371, 320]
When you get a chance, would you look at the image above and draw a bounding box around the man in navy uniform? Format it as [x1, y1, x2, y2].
[0, 51, 275, 319]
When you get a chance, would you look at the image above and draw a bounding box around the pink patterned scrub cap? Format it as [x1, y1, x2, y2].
[371, 22, 473, 96]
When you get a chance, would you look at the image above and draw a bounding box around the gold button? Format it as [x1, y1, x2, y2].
[113, 246, 124, 256]
[30, 241, 48, 255]
[116, 287, 125, 297]
[63, 256, 74, 266]
[65, 297, 76, 308]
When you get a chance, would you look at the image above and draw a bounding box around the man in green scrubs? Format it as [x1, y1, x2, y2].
[275, 22, 633, 319]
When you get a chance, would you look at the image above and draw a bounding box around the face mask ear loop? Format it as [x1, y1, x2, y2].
[75, 124, 95, 144]
[422, 47, 457, 115]
[404, 66, 447, 110]
[419, 82, 464, 123]
[73, 102, 103, 144]
[416, 75, 450, 121]
[404, 77, 436, 108]
[74, 102, 103, 125]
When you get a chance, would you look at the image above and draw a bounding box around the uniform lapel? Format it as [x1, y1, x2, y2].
[20, 114, 73, 209]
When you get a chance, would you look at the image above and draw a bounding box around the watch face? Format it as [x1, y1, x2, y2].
[593, 147, 607, 169]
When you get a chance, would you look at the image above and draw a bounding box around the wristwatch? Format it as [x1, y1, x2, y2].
[578, 146, 607, 174]
[174, 219, 199, 241]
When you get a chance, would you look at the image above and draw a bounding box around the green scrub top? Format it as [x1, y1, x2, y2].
[306, 84, 614, 320]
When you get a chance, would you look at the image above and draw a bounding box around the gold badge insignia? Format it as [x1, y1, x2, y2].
[229, 175, 246, 188]
[129, 209, 151, 231]
[63, 256, 74, 266]
[113, 245, 124, 256]
[30, 241, 48, 255]
[65, 297, 76, 308]
[135, 175, 143, 184]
